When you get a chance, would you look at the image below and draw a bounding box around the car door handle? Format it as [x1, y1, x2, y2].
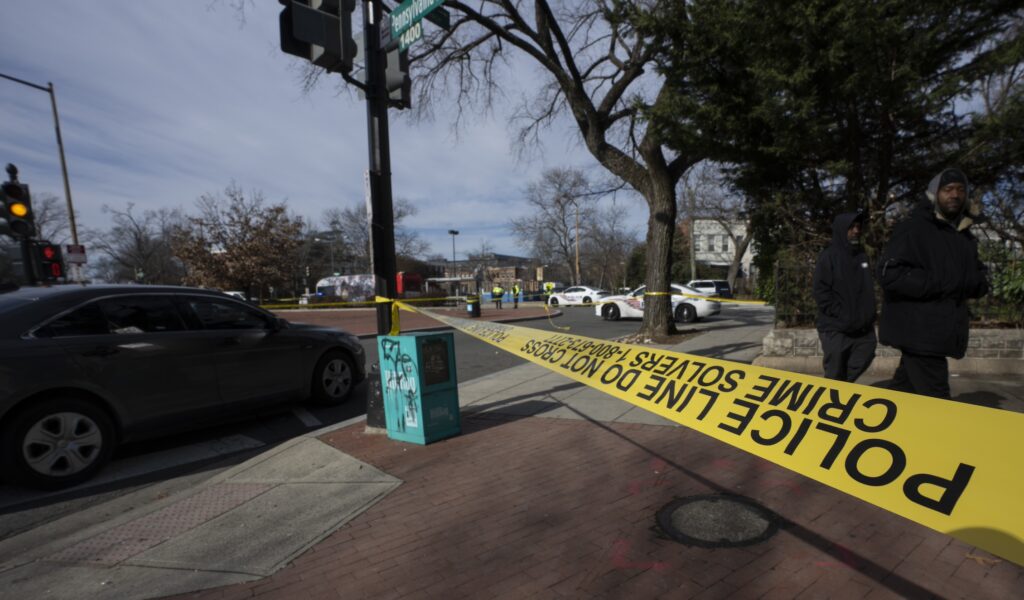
[81, 346, 119, 357]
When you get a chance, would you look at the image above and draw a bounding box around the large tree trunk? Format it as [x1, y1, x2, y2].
[727, 233, 752, 289]
[639, 180, 678, 338]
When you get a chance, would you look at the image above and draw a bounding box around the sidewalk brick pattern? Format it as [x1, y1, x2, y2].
[50, 482, 272, 566]
[169, 415, 1022, 599]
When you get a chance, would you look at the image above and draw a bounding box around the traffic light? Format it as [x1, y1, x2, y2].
[385, 48, 411, 110]
[279, 0, 357, 74]
[1, 170, 35, 240]
[33, 241, 64, 282]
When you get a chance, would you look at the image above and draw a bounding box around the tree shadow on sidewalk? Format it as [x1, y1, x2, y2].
[546, 402, 943, 600]
[459, 382, 583, 434]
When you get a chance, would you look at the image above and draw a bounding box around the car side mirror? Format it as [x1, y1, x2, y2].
[269, 317, 288, 332]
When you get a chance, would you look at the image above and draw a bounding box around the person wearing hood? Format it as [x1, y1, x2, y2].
[877, 167, 989, 399]
[813, 211, 877, 382]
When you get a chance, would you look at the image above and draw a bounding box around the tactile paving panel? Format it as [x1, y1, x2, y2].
[47, 482, 272, 565]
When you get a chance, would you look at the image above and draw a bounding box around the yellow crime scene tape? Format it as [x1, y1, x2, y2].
[393, 300, 1023, 566]
[643, 290, 768, 305]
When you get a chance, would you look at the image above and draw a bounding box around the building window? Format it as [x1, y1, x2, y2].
[694, 235, 703, 252]
[709, 235, 717, 253]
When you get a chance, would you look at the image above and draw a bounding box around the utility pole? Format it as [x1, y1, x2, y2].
[574, 200, 580, 285]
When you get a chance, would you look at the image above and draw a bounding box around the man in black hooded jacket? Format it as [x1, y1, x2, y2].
[813, 211, 877, 382]
[877, 167, 988, 399]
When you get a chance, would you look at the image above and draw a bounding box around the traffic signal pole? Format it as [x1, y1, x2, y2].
[1, 73, 81, 281]
[363, 0, 397, 336]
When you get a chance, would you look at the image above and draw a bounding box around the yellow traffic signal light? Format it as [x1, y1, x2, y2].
[1, 168, 35, 239]
[9, 201, 28, 218]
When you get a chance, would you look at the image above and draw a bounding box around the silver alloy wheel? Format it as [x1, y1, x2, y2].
[322, 357, 353, 398]
[22, 412, 104, 477]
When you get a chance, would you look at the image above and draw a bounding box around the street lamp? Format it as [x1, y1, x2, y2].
[0, 73, 78, 245]
[448, 229, 459, 276]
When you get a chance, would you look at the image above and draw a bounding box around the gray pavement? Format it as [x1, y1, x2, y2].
[0, 305, 1019, 599]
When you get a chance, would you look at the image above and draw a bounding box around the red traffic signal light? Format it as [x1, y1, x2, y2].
[33, 242, 64, 282]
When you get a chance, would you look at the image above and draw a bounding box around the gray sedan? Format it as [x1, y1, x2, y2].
[0, 284, 365, 489]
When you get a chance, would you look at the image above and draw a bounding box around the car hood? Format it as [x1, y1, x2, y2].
[284, 321, 358, 337]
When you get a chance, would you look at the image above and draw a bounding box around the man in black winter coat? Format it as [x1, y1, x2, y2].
[813, 211, 877, 382]
[877, 167, 989, 399]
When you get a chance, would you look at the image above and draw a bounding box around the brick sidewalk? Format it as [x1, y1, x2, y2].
[170, 413, 1020, 599]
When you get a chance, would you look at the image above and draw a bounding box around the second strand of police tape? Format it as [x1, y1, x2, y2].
[394, 301, 1023, 567]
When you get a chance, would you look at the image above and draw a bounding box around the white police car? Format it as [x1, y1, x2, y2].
[595, 284, 720, 323]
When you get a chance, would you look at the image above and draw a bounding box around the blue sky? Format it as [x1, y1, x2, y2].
[0, 1, 645, 260]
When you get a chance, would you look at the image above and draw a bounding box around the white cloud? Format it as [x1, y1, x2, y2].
[0, 1, 648, 259]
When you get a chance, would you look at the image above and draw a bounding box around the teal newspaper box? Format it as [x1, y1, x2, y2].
[378, 332, 460, 444]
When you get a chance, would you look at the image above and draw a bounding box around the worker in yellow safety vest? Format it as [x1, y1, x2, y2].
[492, 283, 504, 309]
[512, 282, 521, 309]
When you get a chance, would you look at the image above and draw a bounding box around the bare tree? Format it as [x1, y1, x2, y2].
[510, 168, 598, 285]
[679, 164, 754, 288]
[466, 240, 496, 261]
[321, 197, 429, 273]
[87, 204, 185, 284]
[31, 192, 74, 244]
[580, 200, 640, 289]
[171, 184, 303, 300]
[408, 1, 698, 335]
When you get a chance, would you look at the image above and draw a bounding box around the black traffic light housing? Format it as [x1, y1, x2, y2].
[1, 164, 35, 240]
[279, 0, 357, 74]
[385, 47, 411, 110]
[32, 241, 64, 283]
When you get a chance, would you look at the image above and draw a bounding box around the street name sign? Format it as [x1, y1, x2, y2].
[390, 0, 444, 39]
[381, 1, 451, 50]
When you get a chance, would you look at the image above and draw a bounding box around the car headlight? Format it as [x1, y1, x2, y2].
[338, 332, 362, 347]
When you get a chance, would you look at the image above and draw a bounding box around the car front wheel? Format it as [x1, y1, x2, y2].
[311, 350, 356, 405]
[675, 303, 697, 323]
[602, 304, 621, 321]
[1, 397, 116, 490]
[582, 296, 592, 305]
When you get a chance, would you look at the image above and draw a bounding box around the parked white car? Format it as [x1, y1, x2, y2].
[595, 284, 721, 323]
[547, 285, 609, 306]
[685, 279, 734, 298]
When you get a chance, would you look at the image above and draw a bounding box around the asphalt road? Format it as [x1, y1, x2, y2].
[0, 304, 762, 537]
[357, 303, 649, 383]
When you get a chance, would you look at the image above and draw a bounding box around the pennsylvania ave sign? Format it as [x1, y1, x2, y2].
[390, 0, 444, 39]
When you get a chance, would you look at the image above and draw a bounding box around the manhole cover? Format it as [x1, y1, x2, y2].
[656, 494, 779, 548]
